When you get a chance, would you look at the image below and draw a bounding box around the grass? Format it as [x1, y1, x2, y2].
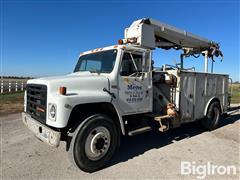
[0, 92, 24, 116]
[230, 83, 240, 104]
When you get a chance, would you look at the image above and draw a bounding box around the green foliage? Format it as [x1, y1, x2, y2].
[229, 83, 240, 104]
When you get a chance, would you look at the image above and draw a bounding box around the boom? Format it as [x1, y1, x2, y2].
[122, 18, 223, 59]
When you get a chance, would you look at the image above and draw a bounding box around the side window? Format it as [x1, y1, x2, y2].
[120, 53, 143, 76]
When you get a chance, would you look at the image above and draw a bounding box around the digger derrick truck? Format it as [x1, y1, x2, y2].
[22, 18, 229, 172]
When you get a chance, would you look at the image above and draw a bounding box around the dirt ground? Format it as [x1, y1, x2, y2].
[0, 106, 239, 179]
[0, 92, 24, 116]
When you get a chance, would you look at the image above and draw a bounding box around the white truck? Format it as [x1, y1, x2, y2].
[22, 18, 229, 172]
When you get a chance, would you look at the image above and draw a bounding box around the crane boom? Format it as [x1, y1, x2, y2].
[123, 18, 223, 59]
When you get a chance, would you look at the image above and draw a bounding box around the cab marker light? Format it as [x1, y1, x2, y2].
[118, 39, 123, 45]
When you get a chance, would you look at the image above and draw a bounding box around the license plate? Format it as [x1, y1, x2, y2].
[41, 130, 50, 139]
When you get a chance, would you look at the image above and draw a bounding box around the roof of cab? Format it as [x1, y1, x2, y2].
[79, 44, 148, 56]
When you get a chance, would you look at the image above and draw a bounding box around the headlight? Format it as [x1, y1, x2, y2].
[48, 103, 57, 121]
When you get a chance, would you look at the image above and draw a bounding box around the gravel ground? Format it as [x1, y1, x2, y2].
[1, 106, 239, 179]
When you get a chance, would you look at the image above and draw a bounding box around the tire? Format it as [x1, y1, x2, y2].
[201, 101, 221, 130]
[68, 114, 119, 172]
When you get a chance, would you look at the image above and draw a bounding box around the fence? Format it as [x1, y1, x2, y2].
[0, 80, 27, 94]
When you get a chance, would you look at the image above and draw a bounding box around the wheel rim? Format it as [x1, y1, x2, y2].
[85, 126, 111, 161]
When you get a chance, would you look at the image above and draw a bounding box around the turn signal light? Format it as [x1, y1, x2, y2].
[59, 86, 67, 95]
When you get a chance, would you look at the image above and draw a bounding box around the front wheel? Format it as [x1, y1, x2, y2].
[201, 101, 221, 130]
[68, 114, 119, 172]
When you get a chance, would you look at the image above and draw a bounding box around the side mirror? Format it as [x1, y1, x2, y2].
[139, 72, 146, 81]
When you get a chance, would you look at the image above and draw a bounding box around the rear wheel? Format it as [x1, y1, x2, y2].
[201, 101, 221, 130]
[68, 114, 119, 172]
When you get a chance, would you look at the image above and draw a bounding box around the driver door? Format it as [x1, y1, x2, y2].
[118, 51, 152, 114]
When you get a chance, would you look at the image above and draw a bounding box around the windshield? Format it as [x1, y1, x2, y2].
[74, 49, 117, 73]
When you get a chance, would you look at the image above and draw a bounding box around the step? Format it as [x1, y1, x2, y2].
[128, 126, 152, 136]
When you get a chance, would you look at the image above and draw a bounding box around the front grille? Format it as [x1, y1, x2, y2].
[26, 84, 47, 124]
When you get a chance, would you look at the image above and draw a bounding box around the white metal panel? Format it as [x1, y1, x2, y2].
[139, 24, 155, 49]
[180, 73, 195, 122]
[124, 18, 217, 49]
[207, 76, 217, 96]
[117, 51, 153, 114]
[216, 76, 223, 95]
[194, 74, 206, 119]
[149, 18, 211, 48]
[179, 71, 229, 123]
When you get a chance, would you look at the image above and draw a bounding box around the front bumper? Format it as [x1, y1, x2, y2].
[22, 112, 61, 147]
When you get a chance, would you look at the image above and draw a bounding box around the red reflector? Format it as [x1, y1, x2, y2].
[36, 107, 45, 113]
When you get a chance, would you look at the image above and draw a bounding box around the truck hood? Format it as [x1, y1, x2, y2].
[27, 72, 110, 94]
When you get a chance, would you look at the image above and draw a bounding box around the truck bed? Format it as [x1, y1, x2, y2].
[153, 70, 229, 123]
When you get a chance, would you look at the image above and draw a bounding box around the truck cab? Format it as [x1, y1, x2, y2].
[23, 44, 152, 131]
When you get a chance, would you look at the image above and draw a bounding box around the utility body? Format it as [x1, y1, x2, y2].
[22, 18, 229, 172]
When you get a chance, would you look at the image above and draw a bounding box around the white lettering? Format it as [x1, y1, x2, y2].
[180, 161, 237, 179]
[181, 161, 192, 175]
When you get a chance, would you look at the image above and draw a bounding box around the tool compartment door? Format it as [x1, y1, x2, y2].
[180, 72, 195, 122]
[194, 73, 206, 120]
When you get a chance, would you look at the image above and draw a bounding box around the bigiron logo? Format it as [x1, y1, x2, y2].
[181, 161, 238, 179]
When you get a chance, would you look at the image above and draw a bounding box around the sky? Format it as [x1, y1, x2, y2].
[1, 0, 239, 81]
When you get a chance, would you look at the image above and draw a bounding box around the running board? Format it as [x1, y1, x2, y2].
[128, 126, 152, 136]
